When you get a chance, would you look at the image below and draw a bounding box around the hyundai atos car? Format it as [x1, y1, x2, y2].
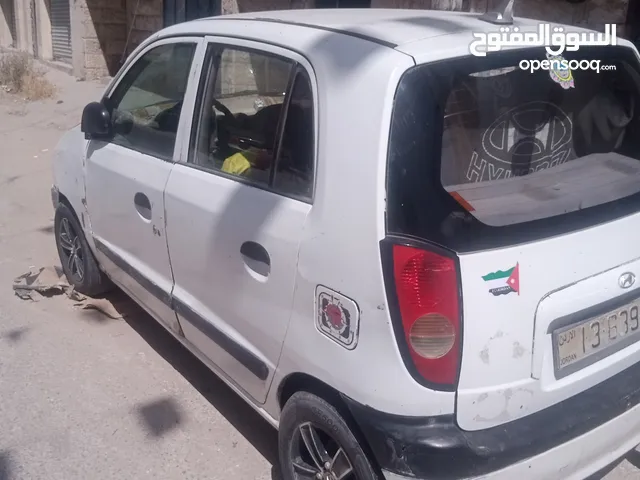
[51, 7, 640, 480]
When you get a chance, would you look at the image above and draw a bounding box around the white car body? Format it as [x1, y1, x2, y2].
[51, 8, 640, 480]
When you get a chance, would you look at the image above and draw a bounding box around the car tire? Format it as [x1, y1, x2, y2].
[54, 202, 111, 297]
[279, 391, 379, 480]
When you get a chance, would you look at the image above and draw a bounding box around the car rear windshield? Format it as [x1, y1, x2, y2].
[386, 46, 640, 252]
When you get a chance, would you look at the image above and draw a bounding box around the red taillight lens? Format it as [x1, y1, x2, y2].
[392, 244, 461, 387]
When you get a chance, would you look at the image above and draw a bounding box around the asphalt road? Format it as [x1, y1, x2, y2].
[0, 62, 638, 480]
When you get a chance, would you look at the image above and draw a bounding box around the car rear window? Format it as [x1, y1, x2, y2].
[386, 46, 640, 252]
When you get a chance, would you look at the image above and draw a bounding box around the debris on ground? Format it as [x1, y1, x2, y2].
[13, 266, 67, 299]
[0, 52, 56, 101]
[13, 266, 134, 320]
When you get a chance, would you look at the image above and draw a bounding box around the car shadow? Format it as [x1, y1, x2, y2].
[119, 296, 281, 478]
[627, 449, 640, 468]
[0, 450, 12, 480]
[586, 448, 640, 480]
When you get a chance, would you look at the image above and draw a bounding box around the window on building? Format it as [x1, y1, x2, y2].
[107, 42, 196, 161]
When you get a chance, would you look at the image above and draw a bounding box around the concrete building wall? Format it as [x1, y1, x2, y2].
[0, 0, 17, 47]
[13, 0, 32, 54]
[34, 0, 52, 60]
[1, 0, 51, 57]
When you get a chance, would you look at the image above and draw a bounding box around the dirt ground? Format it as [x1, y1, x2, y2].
[0, 62, 638, 480]
[0, 65, 277, 479]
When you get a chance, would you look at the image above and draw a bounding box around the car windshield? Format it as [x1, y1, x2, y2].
[386, 46, 640, 251]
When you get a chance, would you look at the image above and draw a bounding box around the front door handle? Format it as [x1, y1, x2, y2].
[240, 241, 271, 279]
[134, 192, 152, 221]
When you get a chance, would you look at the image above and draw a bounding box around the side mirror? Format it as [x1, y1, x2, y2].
[81, 102, 111, 139]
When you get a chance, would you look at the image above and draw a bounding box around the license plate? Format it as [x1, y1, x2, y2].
[553, 298, 640, 375]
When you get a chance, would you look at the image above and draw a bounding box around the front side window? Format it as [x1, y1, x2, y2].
[191, 46, 294, 186]
[107, 42, 196, 161]
[387, 46, 640, 251]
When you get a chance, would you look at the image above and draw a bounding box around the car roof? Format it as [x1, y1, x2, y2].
[161, 8, 551, 49]
[158, 9, 635, 66]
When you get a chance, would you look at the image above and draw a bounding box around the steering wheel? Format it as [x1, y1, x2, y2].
[154, 100, 183, 132]
[212, 99, 234, 120]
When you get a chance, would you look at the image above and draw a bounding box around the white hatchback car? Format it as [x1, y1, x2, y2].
[51, 6, 640, 480]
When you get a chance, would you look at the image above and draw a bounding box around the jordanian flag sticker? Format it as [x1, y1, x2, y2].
[482, 264, 520, 296]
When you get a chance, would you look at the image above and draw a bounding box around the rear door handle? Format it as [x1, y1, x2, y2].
[134, 192, 152, 221]
[240, 241, 271, 279]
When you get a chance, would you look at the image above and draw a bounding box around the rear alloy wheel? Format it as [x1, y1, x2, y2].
[292, 422, 355, 479]
[54, 202, 111, 296]
[279, 392, 379, 480]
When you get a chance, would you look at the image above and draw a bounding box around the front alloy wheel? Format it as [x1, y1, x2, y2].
[54, 202, 111, 296]
[58, 216, 85, 283]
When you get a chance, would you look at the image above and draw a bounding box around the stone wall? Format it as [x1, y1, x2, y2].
[126, 0, 162, 55]
[71, 0, 161, 80]
[73, 0, 127, 79]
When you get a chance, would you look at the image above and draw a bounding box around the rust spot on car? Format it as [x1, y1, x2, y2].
[473, 388, 534, 424]
[480, 347, 490, 364]
[513, 342, 526, 358]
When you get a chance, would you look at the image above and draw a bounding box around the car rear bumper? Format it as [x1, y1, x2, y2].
[380, 403, 640, 480]
[343, 360, 640, 480]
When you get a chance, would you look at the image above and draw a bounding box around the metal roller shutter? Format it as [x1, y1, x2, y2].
[51, 0, 71, 63]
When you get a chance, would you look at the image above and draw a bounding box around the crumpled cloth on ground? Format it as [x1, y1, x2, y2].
[13, 266, 133, 320]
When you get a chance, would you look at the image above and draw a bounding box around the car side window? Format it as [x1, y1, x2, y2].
[191, 46, 294, 186]
[273, 70, 315, 200]
[107, 42, 197, 161]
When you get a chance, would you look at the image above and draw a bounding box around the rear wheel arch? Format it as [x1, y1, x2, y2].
[276, 373, 384, 477]
[278, 373, 344, 411]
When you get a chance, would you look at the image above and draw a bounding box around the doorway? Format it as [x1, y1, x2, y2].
[315, 0, 372, 7]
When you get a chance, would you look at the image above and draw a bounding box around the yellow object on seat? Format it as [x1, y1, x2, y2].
[221, 152, 254, 175]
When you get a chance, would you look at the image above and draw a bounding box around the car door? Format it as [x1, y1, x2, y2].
[85, 37, 203, 335]
[164, 38, 316, 403]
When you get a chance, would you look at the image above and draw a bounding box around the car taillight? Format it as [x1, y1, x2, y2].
[391, 244, 461, 387]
